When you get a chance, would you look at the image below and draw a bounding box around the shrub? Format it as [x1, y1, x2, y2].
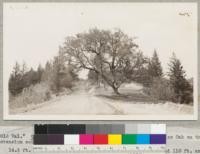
[44, 91, 51, 101]
[145, 77, 193, 104]
[146, 77, 174, 102]
[9, 82, 51, 109]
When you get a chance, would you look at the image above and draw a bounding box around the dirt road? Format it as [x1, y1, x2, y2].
[20, 87, 192, 115]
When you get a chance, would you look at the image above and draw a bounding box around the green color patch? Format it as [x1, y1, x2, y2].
[122, 134, 136, 144]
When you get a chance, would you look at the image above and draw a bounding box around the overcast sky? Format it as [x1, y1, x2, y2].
[3, 3, 197, 78]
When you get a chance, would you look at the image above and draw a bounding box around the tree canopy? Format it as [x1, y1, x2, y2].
[168, 53, 193, 104]
[148, 50, 163, 78]
[62, 28, 143, 94]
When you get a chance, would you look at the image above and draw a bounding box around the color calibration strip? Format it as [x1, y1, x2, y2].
[34, 124, 166, 145]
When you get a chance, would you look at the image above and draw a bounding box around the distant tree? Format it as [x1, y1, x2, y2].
[168, 53, 193, 104]
[58, 67, 74, 90]
[9, 62, 43, 96]
[88, 69, 107, 88]
[51, 51, 65, 92]
[41, 61, 53, 83]
[21, 61, 28, 75]
[129, 51, 149, 86]
[50, 50, 78, 93]
[36, 64, 44, 83]
[20, 62, 42, 88]
[26, 68, 39, 85]
[62, 28, 140, 94]
[9, 57, 78, 96]
[9, 62, 23, 95]
[88, 70, 99, 85]
[149, 50, 163, 77]
[13, 62, 21, 75]
[147, 50, 163, 85]
[66, 60, 79, 81]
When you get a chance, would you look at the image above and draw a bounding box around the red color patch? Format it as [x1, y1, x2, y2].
[93, 134, 108, 144]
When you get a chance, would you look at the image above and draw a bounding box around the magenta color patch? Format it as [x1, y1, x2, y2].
[79, 134, 93, 144]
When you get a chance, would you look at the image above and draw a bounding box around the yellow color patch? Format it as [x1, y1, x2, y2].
[108, 134, 122, 145]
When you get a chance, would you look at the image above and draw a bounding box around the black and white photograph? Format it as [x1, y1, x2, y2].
[3, 3, 198, 120]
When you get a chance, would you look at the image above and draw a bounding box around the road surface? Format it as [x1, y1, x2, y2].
[16, 86, 193, 115]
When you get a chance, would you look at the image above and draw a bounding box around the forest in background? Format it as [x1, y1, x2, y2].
[8, 28, 193, 109]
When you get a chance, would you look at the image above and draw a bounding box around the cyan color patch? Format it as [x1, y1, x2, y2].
[136, 134, 150, 144]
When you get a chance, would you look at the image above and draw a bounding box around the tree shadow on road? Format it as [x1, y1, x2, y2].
[96, 92, 164, 104]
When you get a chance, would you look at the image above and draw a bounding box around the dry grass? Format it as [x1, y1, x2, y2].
[9, 82, 51, 109]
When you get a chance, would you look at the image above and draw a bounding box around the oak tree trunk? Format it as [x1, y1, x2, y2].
[112, 86, 120, 95]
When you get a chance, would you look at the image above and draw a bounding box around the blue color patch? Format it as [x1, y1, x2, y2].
[136, 134, 150, 144]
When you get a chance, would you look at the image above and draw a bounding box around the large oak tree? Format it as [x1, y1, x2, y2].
[62, 28, 143, 94]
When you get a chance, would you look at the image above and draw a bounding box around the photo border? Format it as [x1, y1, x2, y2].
[2, 1, 198, 121]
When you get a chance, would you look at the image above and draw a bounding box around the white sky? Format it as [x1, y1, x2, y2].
[3, 3, 197, 78]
